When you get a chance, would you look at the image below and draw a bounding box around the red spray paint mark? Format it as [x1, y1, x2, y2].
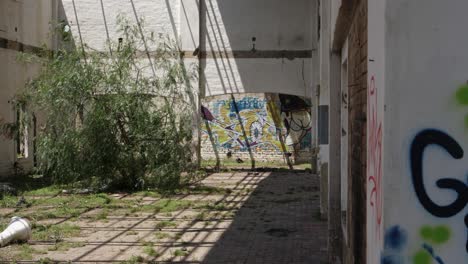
[368, 76, 383, 237]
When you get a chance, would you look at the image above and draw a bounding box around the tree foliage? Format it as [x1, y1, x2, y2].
[17, 17, 198, 190]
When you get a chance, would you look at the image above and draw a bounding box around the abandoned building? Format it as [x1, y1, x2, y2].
[0, 0, 467, 263]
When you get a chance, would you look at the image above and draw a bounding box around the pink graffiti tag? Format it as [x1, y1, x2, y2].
[368, 76, 383, 236]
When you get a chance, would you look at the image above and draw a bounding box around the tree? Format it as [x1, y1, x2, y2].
[14, 17, 198, 190]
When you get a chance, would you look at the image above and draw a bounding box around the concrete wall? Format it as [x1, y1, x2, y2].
[367, 0, 385, 263]
[61, 0, 313, 96]
[0, 0, 56, 176]
[201, 93, 312, 164]
[380, 0, 468, 263]
[61, 0, 181, 51]
[201, 0, 313, 98]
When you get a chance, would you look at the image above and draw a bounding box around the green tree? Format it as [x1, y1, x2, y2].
[14, 17, 198, 190]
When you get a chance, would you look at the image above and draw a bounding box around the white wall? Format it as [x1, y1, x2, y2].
[61, 0, 181, 51]
[0, 0, 55, 176]
[202, 0, 313, 97]
[367, 0, 386, 263]
[379, 0, 468, 263]
[203, 58, 311, 97]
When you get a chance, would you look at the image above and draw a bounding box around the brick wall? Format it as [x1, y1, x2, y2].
[346, 0, 367, 263]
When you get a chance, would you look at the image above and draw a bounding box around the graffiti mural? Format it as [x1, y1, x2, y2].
[200, 93, 312, 163]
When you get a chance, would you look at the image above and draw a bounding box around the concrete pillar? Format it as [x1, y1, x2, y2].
[329, 51, 343, 263]
[310, 0, 319, 174]
[180, 0, 201, 166]
[319, 0, 331, 220]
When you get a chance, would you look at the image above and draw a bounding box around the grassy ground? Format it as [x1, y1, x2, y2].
[0, 173, 232, 262]
[0, 162, 315, 262]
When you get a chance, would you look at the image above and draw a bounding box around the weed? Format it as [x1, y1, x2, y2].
[14, 244, 46, 260]
[173, 249, 188, 257]
[126, 231, 138, 236]
[47, 241, 85, 251]
[38, 258, 56, 264]
[93, 209, 108, 221]
[195, 212, 207, 221]
[155, 220, 177, 229]
[32, 223, 80, 241]
[174, 232, 183, 240]
[122, 255, 145, 264]
[154, 232, 171, 239]
[143, 242, 161, 258]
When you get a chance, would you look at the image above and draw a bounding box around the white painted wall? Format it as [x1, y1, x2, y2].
[202, 0, 313, 97]
[203, 58, 311, 97]
[61, 0, 181, 51]
[367, 0, 386, 263]
[0, 0, 55, 176]
[377, 0, 468, 263]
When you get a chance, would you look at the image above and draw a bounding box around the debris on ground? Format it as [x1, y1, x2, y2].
[0, 217, 32, 247]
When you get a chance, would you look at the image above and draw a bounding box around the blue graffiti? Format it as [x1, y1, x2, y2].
[381, 255, 404, 264]
[385, 226, 408, 251]
[422, 243, 445, 264]
[381, 225, 408, 264]
[229, 97, 266, 112]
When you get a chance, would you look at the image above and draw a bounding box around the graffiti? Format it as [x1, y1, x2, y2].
[414, 245, 443, 264]
[412, 225, 451, 264]
[279, 94, 312, 151]
[410, 129, 468, 253]
[381, 225, 407, 264]
[368, 76, 383, 236]
[456, 84, 468, 128]
[200, 93, 312, 161]
[381, 225, 453, 264]
[420, 225, 451, 244]
[385, 226, 408, 251]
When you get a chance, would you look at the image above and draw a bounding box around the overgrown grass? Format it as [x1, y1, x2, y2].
[0, 195, 20, 207]
[173, 248, 188, 257]
[47, 241, 85, 252]
[5, 193, 112, 221]
[32, 223, 81, 241]
[143, 242, 161, 258]
[13, 244, 46, 260]
[155, 220, 177, 229]
[155, 232, 172, 239]
[122, 255, 145, 264]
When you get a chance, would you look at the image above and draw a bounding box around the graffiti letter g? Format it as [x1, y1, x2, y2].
[410, 129, 468, 218]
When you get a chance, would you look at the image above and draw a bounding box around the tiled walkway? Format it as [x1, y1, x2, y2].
[0, 171, 327, 263]
[201, 171, 328, 264]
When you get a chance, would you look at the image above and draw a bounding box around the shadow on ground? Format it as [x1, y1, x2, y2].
[0, 171, 327, 263]
[187, 171, 327, 264]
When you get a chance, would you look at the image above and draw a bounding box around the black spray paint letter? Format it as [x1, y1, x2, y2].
[410, 129, 468, 252]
